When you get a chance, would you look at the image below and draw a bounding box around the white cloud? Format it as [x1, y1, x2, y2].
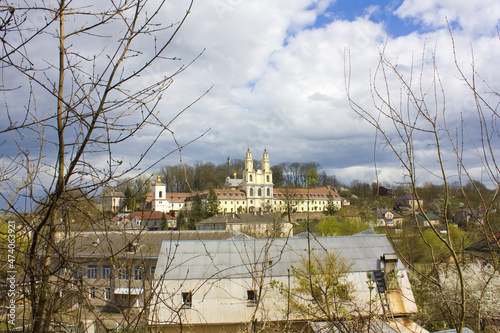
[2, 0, 499, 198]
[394, 0, 500, 36]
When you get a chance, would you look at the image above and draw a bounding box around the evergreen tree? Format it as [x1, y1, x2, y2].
[188, 194, 206, 229]
[176, 209, 187, 230]
[161, 212, 168, 230]
[123, 186, 136, 212]
[206, 188, 220, 217]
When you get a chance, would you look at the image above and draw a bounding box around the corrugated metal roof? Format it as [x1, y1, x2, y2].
[156, 234, 403, 280]
[62, 230, 238, 259]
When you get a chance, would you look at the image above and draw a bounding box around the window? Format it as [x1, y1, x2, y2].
[89, 287, 96, 299]
[74, 267, 83, 283]
[249, 188, 254, 196]
[247, 290, 256, 306]
[159, 191, 163, 198]
[266, 175, 270, 182]
[102, 266, 111, 279]
[87, 265, 97, 279]
[134, 267, 143, 280]
[267, 188, 270, 196]
[121, 294, 128, 302]
[104, 287, 111, 300]
[119, 268, 129, 280]
[249, 175, 253, 182]
[182, 292, 192, 308]
[150, 266, 156, 275]
[258, 188, 262, 196]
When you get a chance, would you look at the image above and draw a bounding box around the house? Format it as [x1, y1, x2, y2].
[394, 193, 423, 213]
[416, 212, 441, 227]
[465, 232, 500, 264]
[101, 189, 125, 213]
[453, 207, 484, 226]
[378, 186, 393, 197]
[127, 211, 176, 230]
[54, 230, 243, 324]
[196, 212, 294, 237]
[149, 233, 419, 332]
[374, 208, 403, 228]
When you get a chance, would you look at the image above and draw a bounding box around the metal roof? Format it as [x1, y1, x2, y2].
[156, 234, 402, 280]
[62, 230, 239, 259]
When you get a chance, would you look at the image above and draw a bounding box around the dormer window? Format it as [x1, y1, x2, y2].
[247, 290, 257, 306]
[126, 242, 140, 253]
[182, 291, 193, 308]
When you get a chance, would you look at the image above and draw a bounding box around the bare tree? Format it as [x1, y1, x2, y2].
[0, 0, 208, 331]
[346, 30, 499, 332]
[275, 185, 301, 223]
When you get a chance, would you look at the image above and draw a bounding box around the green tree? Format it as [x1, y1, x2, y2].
[176, 209, 187, 230]
[317, 216, 369, 236]
[188, 194, 206, 229]
[160, 212, 168, 230]
[324, 192, 338, 216]
[123, 186, 136, 212]
[206, 188, 220, 217]
[271, 251, 368, 332]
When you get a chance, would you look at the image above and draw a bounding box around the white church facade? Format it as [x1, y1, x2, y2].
[153, 149, 342, 215]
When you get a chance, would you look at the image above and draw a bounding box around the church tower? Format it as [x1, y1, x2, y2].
[152, 174, 168, 213]
[242, 148, 273, 212]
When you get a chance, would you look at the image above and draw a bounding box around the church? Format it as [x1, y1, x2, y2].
[151, 149, 342, 215]
[222, 148, 274, 212]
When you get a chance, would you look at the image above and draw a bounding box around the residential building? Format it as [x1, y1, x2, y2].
[185, 188, 247, 214]
[273, 186, 342, 213]
[465, 232, 500, 264]
[127, 211, 176, 230]
[196, 212, 294, 237]
[453, 207, 484, 226]
[394, 193, 424, 213]
[416, 212, 441, 227]
[55, 230, 243, 316]
[375, 208, 403, 228]
[101, 189, 125, 213]
[150, 233, 420, 332]
[378, 186, 394, 197]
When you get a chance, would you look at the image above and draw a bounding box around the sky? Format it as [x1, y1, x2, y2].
[148, 0, 500, 187]
[2, 0, 500, 196]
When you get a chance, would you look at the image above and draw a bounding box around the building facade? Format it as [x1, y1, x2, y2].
[149, 233, 420, 332]
[154, 149, 343, 215]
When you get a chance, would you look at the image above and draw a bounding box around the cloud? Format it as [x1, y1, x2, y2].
[394, 0, 500, 36]
[2, 0, 499, 204]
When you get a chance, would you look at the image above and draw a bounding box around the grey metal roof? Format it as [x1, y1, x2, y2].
[62, 230, 238, 259]
[197, 213, 284, 225]
[433, 329, 474, 333]
[156, 234, 402, 280]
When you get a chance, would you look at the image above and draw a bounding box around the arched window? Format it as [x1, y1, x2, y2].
[266, 175, 270, 182]
[250, 188, 254, 196]
[249, 175, 253, 182]
[267, 188, 270, 196]
[258, 188, 262, 196]
[159, 191, 162, 198]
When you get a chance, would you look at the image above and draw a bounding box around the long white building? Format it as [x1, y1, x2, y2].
[149, 233, 421, 332]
